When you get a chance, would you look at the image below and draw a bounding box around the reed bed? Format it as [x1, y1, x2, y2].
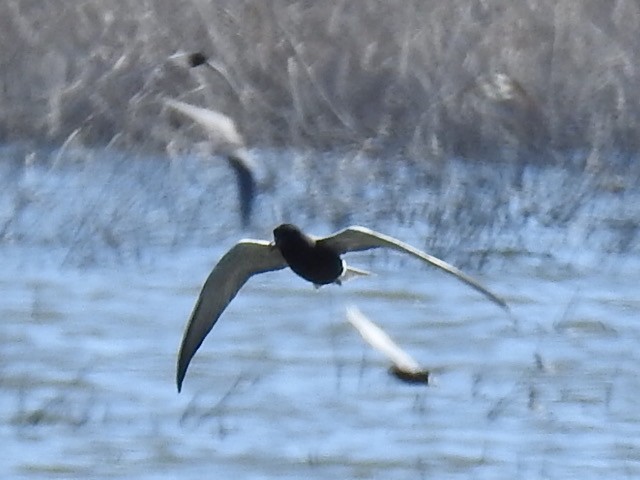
[1, 1, 638, 170]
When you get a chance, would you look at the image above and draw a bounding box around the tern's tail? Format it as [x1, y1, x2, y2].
[338, 264, 373, 285]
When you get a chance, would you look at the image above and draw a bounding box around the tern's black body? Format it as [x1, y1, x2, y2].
[273, 224, 343, 285]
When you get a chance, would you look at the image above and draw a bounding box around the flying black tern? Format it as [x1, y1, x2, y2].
[176, 223, 508, 391]
[165, 98, 256, 227]
[346, 305, 430, 384]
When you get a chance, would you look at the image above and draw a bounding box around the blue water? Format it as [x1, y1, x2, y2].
[0, 144, 638, 478]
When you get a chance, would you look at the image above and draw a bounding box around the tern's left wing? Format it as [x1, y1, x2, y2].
[227, 151, 255, 227]
[319, 226, 508, 311]
[165, 98, 244, 151]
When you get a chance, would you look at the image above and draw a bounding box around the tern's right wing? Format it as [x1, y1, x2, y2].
[177, 240, 286, 391]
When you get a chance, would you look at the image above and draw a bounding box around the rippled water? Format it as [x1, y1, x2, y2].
[1, 145, 639, 478]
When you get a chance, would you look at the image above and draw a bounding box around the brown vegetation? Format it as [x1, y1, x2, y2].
[1, 0, 639, 165]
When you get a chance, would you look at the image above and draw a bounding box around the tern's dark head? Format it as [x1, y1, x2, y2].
[187, 52, 208, 67]
[273, 224, 312, 250]
[273, 224, 342, 285]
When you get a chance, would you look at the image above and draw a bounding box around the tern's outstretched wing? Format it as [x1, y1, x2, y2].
[346, 306, 422, 373]
[177, 240, 286, 391]
[227, 151, 255, 227]
[319, 226, 508, 311]
[165, 98, 245, 151]
[165, 98, 257, 227]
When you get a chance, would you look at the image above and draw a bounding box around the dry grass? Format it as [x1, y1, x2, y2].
[1, 0, 639, 168]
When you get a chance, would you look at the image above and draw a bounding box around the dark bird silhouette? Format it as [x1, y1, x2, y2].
[165, 98, 255, 227]
[346, 305, 430, 384]
[186, 52, 208, 68]
[176, 223, 509, 391]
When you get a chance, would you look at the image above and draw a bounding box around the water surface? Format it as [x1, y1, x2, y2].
[0, 145, 638, 478]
